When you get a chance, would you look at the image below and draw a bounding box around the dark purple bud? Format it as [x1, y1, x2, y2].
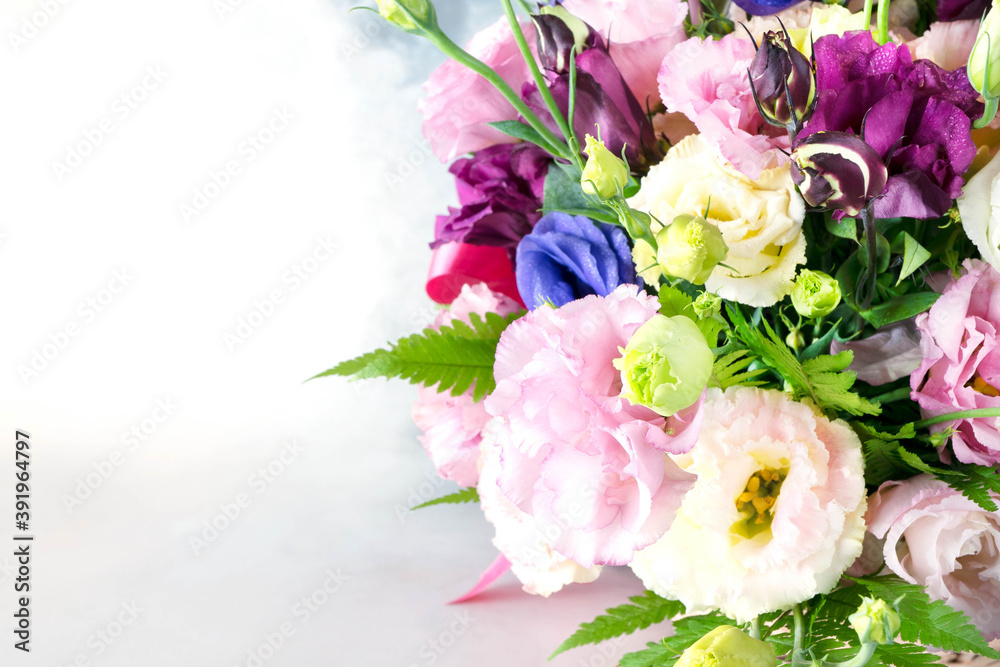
[531, 7, 596, 74]
[790, 131, 888, 217]
[747, 29, 816, 127]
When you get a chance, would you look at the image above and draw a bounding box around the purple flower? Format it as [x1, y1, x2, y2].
[938, 0, 989, 21]
[801, 31, 983, 219]
[731, 0, 807, 17]
[432, 143, 550, 252]
[515, 212, 636, 310]
[524, 16, 661, 170]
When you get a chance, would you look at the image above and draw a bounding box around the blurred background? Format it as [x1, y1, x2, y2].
[0, 0, 669, 663]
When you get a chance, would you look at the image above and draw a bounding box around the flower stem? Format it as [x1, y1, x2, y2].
[500, 0, 581, 167]
[859, 203, 878, 310]
[876, 0, 890, 45]
[863, 0, 874, 33]
[871, 387, 912, 404]
[424, 29, 572, 159]
[822, 642, 878, 667]
[976, 96, 1000, 129]
[750, 616, 761, 640]
[915, 407, 1000, 429]
[792, 605, 805, 667]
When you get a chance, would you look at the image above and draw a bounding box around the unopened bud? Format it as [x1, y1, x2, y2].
[655, 214, 728, 285]
[790, 131, 888, 216]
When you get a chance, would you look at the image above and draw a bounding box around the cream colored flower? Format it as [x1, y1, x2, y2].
[629, 135, 806, 307]
[957, 150, 1000, 271]
[630, 387, 867, 623]
[477, 420, 601, 596]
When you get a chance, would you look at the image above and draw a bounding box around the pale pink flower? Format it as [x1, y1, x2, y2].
[911, 260, 1000, 466]
[562, 0, 688, 109]
[411, 284, 521, 487]
[907, 20, 980, 70]
[478, 419, 602, 596]
[631, 387, 867, 623]
[484, 284, 701, 568]
[419, 18, 533, 162]
[658, 33, 789, 180]
[866, 475, 1000, 640]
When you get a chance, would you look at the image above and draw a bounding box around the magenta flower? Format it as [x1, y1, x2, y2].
[911, 260, 1000, 466]
[432, 143, 550, 253]
[802, 31, 982, 219]
[484, 285, 701, 567]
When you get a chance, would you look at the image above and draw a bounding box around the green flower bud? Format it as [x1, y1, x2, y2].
[848, 597, 901, 645]
[655, 215, 728, 285]
[376, 0, 434, 33]
[969, 0, 1000, 99]
[581, 134, 629, 199]
[790, 269, 841, 318]
[675, 626, 778, 667]
[785, 328, 805, 352]
[692, 291, 723, 320]
[612, 314, 713, 416]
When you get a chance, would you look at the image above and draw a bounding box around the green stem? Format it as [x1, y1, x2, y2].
[499, 0, 580, 166]
[915, 407, 1000, 429]
[876, 0, 890, 45]
[871, 386, 912, 404]
[862, 0, 874, 34]
[975, 96, 1000, 130]
[514, 0, 533, 14]
[792, 605, 805, 667]
[821, 642, 878, 667]
[425, 30, 571, 159]
[749, 616, 761, 641]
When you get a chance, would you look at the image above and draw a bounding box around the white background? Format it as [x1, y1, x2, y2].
[0, 0, 671, 664]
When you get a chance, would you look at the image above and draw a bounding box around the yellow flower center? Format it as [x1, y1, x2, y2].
[970, 375, 1000, 397]
[731, 466, 787, 540]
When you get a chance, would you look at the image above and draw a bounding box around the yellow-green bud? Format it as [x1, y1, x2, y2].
[849, 597, 901, 645]
[790, 269, 841, 318]
[581, 134, 629, 199]
[693, 291, 723, 320]
[376, 0, 432, 32]
[612, 314, 713, 416]
[969, 1, 1000, 99]
[655, 215, 728, 285]
[786, 328, 806, 352]
[675, 626, 778, 667]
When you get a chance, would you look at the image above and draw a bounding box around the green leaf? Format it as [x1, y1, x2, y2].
[892, 232, 932, 286]
[658, 285, 694, 318]
[942, 464, 1000, 512]
[550, 591, 684, 659]
[853, 575, 1000, 657]
[825, 215, 859, 242]
[859, 292, 939, 329]
[727, 307, 879, 416]
[872, 642, 945, 667]
[488, 120, 550, 148]
[711, 350, 769, 389]
[660, 612, 734, 654]
[619, 641, 679, 667]
[311, 311, 521, 402]
[543, 161, 592, 215]
[410, 487, 480, 510]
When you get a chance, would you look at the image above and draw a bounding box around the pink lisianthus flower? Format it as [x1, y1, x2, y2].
[911, 260, 1000, 466]
[484, 285, 702, 568]
[906, 20, 980, 71]
[630, 387, 867, 623]
[658, 33, 789, 180]
[419, 18, 533, 163]
[478, 419, 602, 596]
[866, 475, 1000, 640]
[411, 284, 521, 487]
[562, 0, 688, 109]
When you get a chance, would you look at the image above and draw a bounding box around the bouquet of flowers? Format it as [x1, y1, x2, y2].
[317, 0, 1000, 662]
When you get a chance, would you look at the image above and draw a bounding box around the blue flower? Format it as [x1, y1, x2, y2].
[730, 0, 806, 16]
[515, 212, 637, 310]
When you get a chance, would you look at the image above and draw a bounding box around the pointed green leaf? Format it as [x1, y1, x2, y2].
[550, 591, 684, 659]
[411, 487, 480, 510]
[893, 232, 932, 286]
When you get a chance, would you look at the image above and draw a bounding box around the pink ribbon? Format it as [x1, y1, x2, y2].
[447, 553, 512, 604]
[426, 242, 523, 307]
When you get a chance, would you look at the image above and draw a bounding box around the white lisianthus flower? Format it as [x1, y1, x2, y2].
[630, 387, 867, 622]
[477, 420, 601, 597]
[629, 135, 806, 307]
[957, 150, 1000, 272]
